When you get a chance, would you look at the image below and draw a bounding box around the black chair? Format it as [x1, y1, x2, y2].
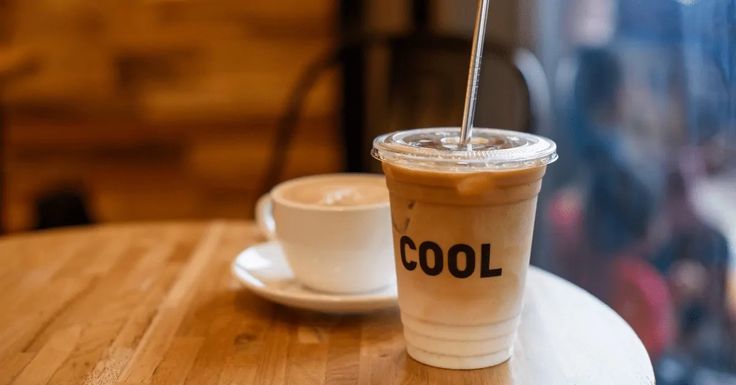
[261, 32, 550, 192]
[379, 33, 551, 144]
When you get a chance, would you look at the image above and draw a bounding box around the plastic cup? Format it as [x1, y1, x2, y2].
[372, 127, 557, 369]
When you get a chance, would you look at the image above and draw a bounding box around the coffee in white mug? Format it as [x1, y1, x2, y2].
[257, 174, 395, 294]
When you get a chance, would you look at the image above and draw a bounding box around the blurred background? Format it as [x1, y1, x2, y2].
[0, 0, 734, 383]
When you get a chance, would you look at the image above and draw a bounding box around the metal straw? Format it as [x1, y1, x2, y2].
[460, 0, 491, 145]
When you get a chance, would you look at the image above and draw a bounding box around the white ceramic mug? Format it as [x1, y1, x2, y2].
[256, 174, 395, 294]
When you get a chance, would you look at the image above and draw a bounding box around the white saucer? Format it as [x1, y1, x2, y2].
[231, 241, 398, 313]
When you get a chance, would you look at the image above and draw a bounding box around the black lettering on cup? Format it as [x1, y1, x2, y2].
[400, 235, 417, 271]
[447, 244, 475, 278]
[419, 241, 443, 276]
[480, 243, 502, 277]
[400, 237, 501, 278]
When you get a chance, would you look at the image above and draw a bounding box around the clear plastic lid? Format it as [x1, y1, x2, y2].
[372, 127, 558, 171]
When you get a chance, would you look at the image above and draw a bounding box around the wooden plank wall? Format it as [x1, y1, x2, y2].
[1, 0, 341, 232]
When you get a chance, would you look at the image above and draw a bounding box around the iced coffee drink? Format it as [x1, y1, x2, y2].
[372, 127, 557, 369]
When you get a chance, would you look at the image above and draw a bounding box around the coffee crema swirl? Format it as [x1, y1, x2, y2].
[278, 175, 388, 207]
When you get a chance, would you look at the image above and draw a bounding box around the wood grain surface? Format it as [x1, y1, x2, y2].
[0, 221, 655, 384]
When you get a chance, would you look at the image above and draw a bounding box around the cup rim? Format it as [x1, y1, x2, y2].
[270, 173, 390, 212]
[372, 127, 558, 172]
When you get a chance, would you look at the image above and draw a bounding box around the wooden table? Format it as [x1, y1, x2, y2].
[0, 222, 654, 385]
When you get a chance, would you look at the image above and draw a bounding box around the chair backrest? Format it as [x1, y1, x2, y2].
[383, 34, 550, 136]
[355, 33, 551, 173]
[262, 33, 552, 186]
